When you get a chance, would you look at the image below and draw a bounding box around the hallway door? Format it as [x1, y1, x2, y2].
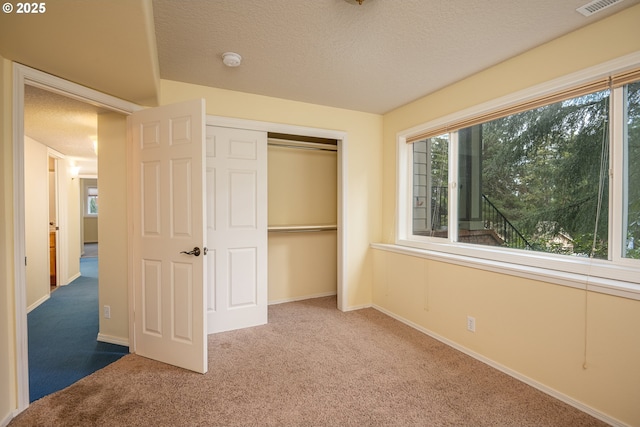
[130, 99, 208, 374]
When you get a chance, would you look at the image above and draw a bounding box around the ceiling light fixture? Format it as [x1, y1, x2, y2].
[344, 0, 365, 4]
[222, 52, 242, 67]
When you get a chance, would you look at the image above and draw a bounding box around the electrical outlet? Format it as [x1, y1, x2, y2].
[103, 305, 111, 319]
[467, 315, 476, 332]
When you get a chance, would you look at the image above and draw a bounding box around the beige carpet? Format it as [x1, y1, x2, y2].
[10, 297, 606, 426]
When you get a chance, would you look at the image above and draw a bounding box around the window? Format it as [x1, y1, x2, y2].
[87, 186, 98, 216]
[624, 81, 640, 259]
[397, 64, 640, 286]
[413, 134, 449, 238]
[457, 89, 610, 258]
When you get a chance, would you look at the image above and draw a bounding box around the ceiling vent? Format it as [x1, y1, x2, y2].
[576, 0, 624, 16]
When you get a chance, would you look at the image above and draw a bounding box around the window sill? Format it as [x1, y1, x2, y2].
[371, 242, 640, 301]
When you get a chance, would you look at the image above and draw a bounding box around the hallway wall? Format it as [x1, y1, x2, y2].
[96, 112, 129, 345]
[24, 136, 49, 310]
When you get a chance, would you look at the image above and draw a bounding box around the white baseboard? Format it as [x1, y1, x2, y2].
[342, 302, 373, 312]
[1, 411, 13, 427]
[65, 272, 81, 285]
[268, 291, 337, 306]
[372, 304, 628, 427]
[97, 333, 129, 348]
[27, 294, 49, 313]
[266, 292, 372, 312]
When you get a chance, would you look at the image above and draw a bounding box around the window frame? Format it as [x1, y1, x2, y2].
[395, 54, 640, 295]
[616, 81, 640, 262]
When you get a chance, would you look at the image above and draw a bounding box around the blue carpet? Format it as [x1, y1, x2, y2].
[28, 258, 129, 402]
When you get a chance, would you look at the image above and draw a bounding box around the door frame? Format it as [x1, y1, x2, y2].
[46, 148, 65, 292]
[12, 64, 350, 410]
[205, 116, 348, 311]
[12, 63, 140, 411]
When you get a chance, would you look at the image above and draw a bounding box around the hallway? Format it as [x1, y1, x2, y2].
[27, 257, 128, 402]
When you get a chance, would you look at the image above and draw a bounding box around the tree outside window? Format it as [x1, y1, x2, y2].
[472, 89, 610, 258]
[624, 81, 640, 259]
[405, 77, 640, 265]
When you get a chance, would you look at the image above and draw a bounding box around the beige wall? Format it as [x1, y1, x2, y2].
[0, 0, 160, 107]
[160, 80, 383, 309]
[24, 136, 82, 308]
[372, 250, 640, 425]
[97, 112, 129, 344]
[64, 165, 80, 283]
[83, 217, 98, 243]
[24, 136, 50, 309]
[268, 232, 337, 303]
[378, 6, 640, 426]
[268, 145, 337, 226]
[0, 53, 16, 426]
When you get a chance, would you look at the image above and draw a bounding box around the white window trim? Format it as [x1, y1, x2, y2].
[394, 51, 640, 299]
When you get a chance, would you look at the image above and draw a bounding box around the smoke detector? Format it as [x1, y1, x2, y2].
[222, 52, 242, 67]
[576, 0, 624, 16]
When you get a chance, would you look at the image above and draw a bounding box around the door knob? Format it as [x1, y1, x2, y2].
[180, 247, 201, 257]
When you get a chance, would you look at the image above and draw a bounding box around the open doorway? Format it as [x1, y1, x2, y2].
[81, 178, 99, 259]
[23, 84, 115, 401]
[48, 154, 60, 293]
[14, 64, 138, 410]
[24, 85, 96, 309]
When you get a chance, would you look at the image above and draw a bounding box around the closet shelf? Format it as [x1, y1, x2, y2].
[268, 225, 337, 233]
[268, 139, 338, 152]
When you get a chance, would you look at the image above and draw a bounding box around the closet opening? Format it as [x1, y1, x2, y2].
[267, 132, 339, 305]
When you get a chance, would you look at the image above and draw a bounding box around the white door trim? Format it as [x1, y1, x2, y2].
[12, 63, 140, 412]
[205, 115, 348, 311]
[46, 148, 65, 293]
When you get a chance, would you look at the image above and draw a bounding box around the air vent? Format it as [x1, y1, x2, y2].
[576, 0, 624, 16]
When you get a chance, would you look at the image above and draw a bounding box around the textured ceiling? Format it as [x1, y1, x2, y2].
[24, 86, 106, 176]
[153, 0, 640, 114]
[4, 0, 639, 174]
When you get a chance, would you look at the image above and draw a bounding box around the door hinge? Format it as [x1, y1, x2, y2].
[25, 256, 27, 266]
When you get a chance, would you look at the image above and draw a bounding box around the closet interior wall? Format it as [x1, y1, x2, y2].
[267, 137, 338, 304]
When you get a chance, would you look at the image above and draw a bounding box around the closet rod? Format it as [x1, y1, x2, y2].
[268, 139, 338, 152]
[268, 225, 338, 233]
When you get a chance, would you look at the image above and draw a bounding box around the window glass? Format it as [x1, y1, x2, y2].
[87, 186, 98, 215]
[412, 134, 449, 238]
[458, 89, 610, 258]
[624, 81, 640, 259]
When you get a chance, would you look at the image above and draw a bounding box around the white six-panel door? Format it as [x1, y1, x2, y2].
[206, 126, 267, 333]
[130, 99, 207, 374]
